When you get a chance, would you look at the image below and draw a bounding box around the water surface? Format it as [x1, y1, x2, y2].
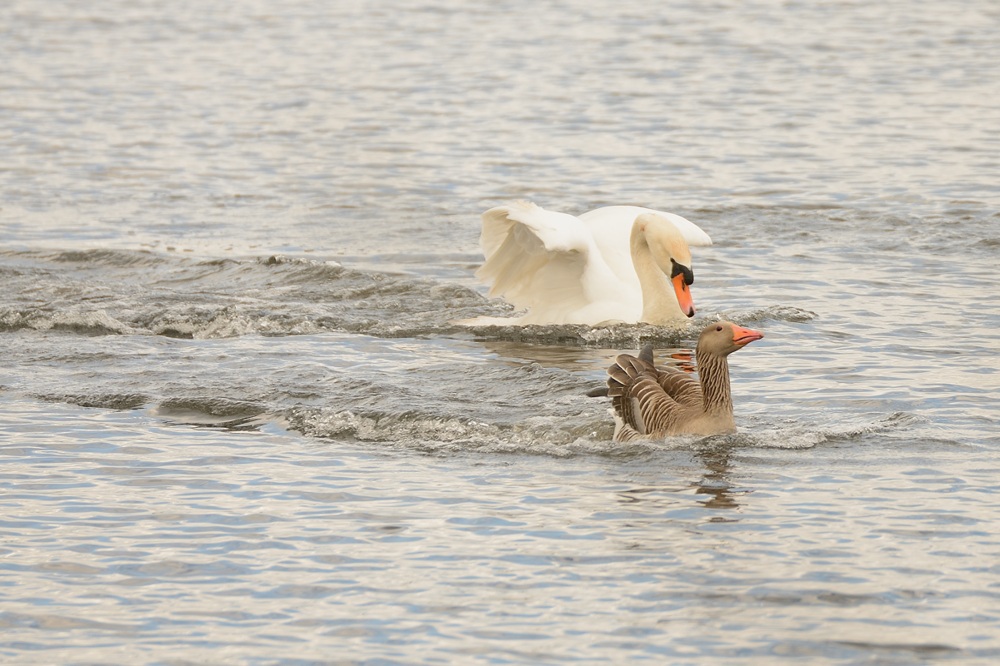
[2, 0, 999, 663]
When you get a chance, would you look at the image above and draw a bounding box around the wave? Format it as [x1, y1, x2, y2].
[717, 305, 817, 324]
[1, 249, 818, 345]
[44, 248, 169, 268]
[281, 407, 936, 457]
[280, 405, 695, 458]
[727, 411, 963, 450]
[1, 309, 138, 336]
[15, 379, 956, 458]
[0, 250, 484, 339]
[34, 392, 150, 411]
[153, 397, 269, 429]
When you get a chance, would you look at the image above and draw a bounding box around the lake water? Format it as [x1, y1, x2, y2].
[2, 0, 999, 663]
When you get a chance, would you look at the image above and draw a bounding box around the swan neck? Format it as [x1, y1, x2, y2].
[630, 223, 680, 322]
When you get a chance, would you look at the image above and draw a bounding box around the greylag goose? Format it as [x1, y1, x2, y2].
[606, 321, 763, 441]
[462, 201, 712, 325]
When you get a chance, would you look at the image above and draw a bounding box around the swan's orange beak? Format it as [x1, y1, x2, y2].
[671, 274, 696, 318]
[732, 324, 764, 346]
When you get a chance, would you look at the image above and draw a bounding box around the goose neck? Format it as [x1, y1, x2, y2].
[696, 351, 733, 415]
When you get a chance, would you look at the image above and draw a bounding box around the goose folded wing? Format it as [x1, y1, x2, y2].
[607, 354, 647, 432]
[627, 375, 684, 436]
[606, 351, 683, 436]
[653, 366, 703, 408]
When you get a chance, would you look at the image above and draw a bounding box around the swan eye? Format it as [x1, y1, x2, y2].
[670, 259, 694, 285]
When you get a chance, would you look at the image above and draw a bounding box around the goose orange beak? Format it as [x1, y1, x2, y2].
[671, 274, 696, 318]
[732, 324, 764, 346]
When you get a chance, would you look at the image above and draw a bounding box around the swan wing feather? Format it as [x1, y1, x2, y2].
[477, 202, 596, 316]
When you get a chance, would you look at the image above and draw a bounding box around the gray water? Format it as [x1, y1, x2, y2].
[2, 0, 999, 663]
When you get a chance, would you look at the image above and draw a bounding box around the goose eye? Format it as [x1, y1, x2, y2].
[716, 325, 723, 332]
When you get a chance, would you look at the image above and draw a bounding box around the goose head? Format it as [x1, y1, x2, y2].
[633, 213, 697, 318]
[697, 321, 765, 357]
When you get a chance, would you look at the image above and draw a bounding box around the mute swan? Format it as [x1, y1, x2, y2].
[465, 201, 712, 326]
[607, 321, 763, 441]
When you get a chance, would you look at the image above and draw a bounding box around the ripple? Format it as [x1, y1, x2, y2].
[2, 0, 999, 662]
[34, 392, 149, 411]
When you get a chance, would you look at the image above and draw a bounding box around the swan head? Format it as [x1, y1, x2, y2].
[633, 213, 696, 318]
[697, 321, 764, 358]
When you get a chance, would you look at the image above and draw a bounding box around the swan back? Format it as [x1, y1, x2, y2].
[580, 205, 708, 294]
[580, 206, 711, 256]
[633, 213, 693, 271]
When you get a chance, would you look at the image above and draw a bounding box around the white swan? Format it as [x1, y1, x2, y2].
[465, 201, 712, 325]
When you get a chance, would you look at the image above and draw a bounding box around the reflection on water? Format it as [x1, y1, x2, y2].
[480, 339, 629, 371]
[618, 447, 745, 512]
[695, 447, 743, 511]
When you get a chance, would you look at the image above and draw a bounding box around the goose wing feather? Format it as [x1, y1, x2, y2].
[653, 367, 703, 408]
[640, 343, 703, 408]
[607, 352, 654, 397]
[606, 344, 705, 439]
[607, 353, 650, 431]
[606, 349, 686, 436]
[628, 375, 683, 435]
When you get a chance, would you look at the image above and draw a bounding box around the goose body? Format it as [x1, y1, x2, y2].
[466, 201, 712, 326]
[607, 321, 763, 441]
